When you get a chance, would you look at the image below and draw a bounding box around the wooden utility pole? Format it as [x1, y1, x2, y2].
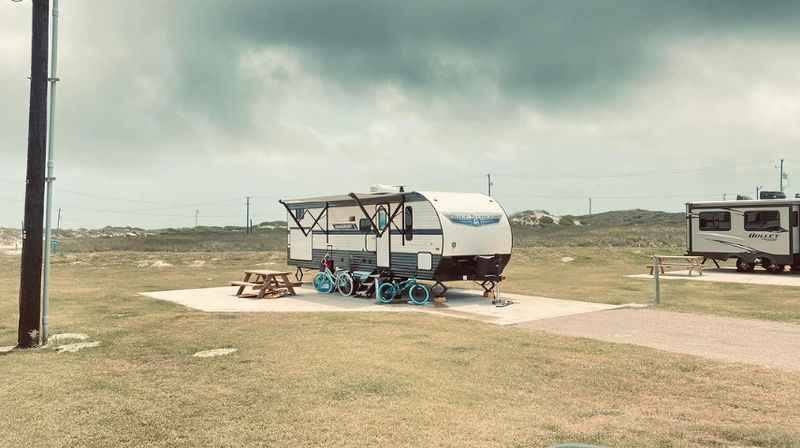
[245, 197, 251, 233]
[486, 174, 493, 197]
[18, 0, 50, 348]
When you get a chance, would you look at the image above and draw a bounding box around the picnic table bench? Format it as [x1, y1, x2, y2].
[647, 255, 704, 277]
[231, 270, 298, 299]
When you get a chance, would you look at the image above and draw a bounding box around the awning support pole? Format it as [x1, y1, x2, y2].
[349, 193, 381, 235]
[278, 200, 309, 236]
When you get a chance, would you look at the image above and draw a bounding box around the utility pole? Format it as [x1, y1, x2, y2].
[42, 0, 61, 344]
[588, 197, 592, 216]
[245, 197, 251, 233]
[56, 207, 62, 234]
[18, 0, 50, 348]
[779, 158, 785, 192]
[486, 174, 493, 197]
[194, 209, 199, 227]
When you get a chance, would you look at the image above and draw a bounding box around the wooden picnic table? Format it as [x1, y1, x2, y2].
[647, 255, 705, 277]
[230, 270, 297, 299]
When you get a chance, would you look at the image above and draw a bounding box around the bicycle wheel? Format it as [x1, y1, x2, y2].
[313, 272, 334, 293]
[336, 273, 354, 296]
[376, 283, 397, 304]
[408, 284, 430, 305]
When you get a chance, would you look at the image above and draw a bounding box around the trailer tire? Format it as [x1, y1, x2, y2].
[762, 259, 785, 273]
[792, 264, 800, 272]
[736, 258, 754, 273]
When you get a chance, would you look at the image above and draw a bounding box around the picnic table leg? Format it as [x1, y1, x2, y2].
[257, 274, 271, 299]
[281, 274, 296, 296]
[236, 272, 251, 296]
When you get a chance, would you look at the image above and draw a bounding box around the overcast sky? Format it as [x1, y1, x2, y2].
[2, 1, 800, 228]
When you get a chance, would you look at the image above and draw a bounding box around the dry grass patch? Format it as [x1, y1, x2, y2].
[0, 251, 798, 447]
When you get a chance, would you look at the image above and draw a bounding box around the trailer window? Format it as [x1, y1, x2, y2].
[294, 208, 305, 220]
[404, 206, 413, 241]
[698, 212, 731, 231]
[377, 209, 388, 232]
[358, 218, 371, 232]
[744, 210, 781, 231]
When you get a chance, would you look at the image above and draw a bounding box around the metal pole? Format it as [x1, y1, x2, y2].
[780, 159, 785, 192]
[487, 174, 493, 197]
[588, 197, 592, 216]
[42, 0, 60, 344]
[653, 256, 660, 305]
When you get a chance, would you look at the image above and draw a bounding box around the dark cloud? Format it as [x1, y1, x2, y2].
[175, 0, 800, 110]
[3, 1, 800, 227]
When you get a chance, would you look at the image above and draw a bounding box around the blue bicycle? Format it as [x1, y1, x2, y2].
[313, 256, 354, 295]
[377, 277, 430, 305]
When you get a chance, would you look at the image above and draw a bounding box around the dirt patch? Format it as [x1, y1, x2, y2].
[47, 333, 89, 344]
[136, 260, 173, 268]
[55, 341, 101, 353]
[193, 348, 238, 358]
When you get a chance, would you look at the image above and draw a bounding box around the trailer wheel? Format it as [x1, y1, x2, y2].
[762, 259, 785, 273]
[736, 258, 754, 273]
[792, 264, 800, 272]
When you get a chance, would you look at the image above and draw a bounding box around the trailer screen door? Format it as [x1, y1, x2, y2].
[289, 228, 312, 261]
[377, 206, 390, 267]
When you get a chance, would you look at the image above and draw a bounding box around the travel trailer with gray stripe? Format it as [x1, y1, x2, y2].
[279, 187, 512, 289]
[686, 199, 800, 272]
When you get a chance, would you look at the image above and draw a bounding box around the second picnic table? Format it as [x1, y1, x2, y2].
[648, 255, 705, 277]
[231, 270, 296, 299]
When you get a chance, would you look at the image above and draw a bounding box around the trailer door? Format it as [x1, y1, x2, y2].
[376, 205, 390, 267]
[289, 228, 312, 261]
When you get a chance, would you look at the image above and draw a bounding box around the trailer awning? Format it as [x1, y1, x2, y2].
[280, 191, 416, 208]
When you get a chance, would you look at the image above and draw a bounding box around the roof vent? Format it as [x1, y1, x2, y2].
[369, 184, 405, 193]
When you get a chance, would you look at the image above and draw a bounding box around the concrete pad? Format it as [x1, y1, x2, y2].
[628, 267, 800, 287]
[522, 308, 800, 372]
[139, 286, 625, 326]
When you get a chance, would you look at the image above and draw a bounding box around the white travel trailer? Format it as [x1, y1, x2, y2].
[279, 188, 513, 292]
[686, 199, 800, 272]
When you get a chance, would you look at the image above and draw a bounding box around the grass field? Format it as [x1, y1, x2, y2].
[1, 249, 799, 447]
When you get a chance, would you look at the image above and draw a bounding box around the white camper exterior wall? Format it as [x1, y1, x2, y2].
[687, 199, 800, 266]
[690, 206, 791, 256]
[305, 200, 443, 256]
[421, 191, 512, 257]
